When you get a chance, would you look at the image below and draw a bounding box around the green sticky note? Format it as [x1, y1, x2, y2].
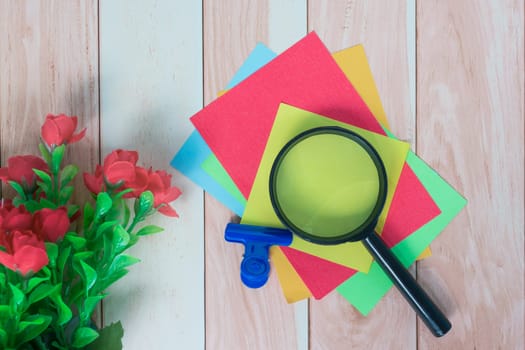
[336, 150, 467, 315]
[201, 154, 247, 206]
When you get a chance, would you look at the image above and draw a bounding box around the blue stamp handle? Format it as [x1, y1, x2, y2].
[224, 223, 293, 288]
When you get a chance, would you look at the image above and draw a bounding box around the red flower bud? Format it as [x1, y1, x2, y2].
[83, 165, 104, 194]
[0, 230, 48, 276]
[0, 202, 49, 275]
[32, 207, 70, 242]
[0, 155, 49, 191]
[41, 114, 86, 147]
[83, 150, 148, 198]
[0, 203, 32, 232]
[146, 170, 181, 217]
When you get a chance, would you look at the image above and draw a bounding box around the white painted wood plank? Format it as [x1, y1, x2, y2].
[268, 2, 309, 349]
[99, 1, 204, 349]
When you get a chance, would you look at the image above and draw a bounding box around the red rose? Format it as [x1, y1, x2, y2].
[83, 164, 104, 194]
[83, 149, 148, 198]
[0, 155, 49, 191]
[146, 170, 181, 217]
[32, 207, 70, 242]
[41, 114, 86, 148]
[0, 203, 32, 232]
[0, 229, 48, 276]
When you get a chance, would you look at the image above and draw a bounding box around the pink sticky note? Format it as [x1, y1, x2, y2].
[191, 32, 385, 198]
[281, 163, 441, 299]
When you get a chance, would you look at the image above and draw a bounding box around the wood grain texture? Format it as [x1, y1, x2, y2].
[417, 0, 524, 348]
[99, 1, 204, 349]
[1, 0, 524, 349]
[203, 1, 308, 349]
[308, 1, 417, 349]
[0, 0, 99, 197]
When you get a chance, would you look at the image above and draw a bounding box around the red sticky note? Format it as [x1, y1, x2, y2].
[381, 163, 442, 247]
[280, 163, 441, 299]
[191, 32, 385, 198]
[281, 246, 357, 299]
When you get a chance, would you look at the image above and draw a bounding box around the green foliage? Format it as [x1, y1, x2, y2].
[60, 164, 78, 188]
[51, 145, 65, 174]
[72, 327, 99, 348]
[85, 322, 123, 350]
[1, 131, 170, 349]
[137, 225, 164, 236]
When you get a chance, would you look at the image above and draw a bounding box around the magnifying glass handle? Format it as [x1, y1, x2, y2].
[363, 233, 452, 337]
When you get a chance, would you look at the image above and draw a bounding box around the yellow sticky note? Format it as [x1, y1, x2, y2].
[332, 46, 390, 130]
[269, 45, 431, 300]
[241, 103, 409, 272]
[418, 247, 432, 259]
[270, 247, 312, 302]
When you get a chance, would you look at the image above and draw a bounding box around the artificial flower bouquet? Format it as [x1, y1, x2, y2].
[0, 114, 181, 349]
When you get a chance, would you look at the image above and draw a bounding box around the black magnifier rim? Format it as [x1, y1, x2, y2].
[269, 126, 388, 245]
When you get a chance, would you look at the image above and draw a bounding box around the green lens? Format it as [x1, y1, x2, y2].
[274, 133, 380, 238]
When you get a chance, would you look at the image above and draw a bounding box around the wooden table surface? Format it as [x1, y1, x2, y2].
[1, 1, 523, 349]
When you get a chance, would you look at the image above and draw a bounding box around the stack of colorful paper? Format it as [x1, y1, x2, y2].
[171, 32, 466, 315]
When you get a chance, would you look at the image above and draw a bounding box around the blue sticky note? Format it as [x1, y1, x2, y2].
[171, 130, 245, 216]
[171, 44, 276, 216]
[225, 43, 277, 89]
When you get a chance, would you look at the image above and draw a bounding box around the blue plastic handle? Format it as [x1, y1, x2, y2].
[224, 223, 293, 288]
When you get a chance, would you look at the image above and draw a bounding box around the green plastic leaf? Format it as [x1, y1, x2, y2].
[134, 190, 154, 216]
[51, 144, 65, 174]
[50, 288, 72, 326]
[112, 225, 130, 254]
[28, 283, 55, 305]
[16, 314, 52, 344]
[98, 269, 129, 292]
[72, 327, 99, 348]
[0, 305, 11, 322]
[8, 181, 26, 200]
[95, 192, 112, 218]
[60, 164, 79, 187]
[23, 199, 42, 213]
[81, 295, 106, 323]
[59, 185, 74, 204]
[83, 202, 95, 230]
[27, 276, 49, 293]
[95, 220, 118, 240]
[39, 198, 58, 209]
[73, 251, 94, 262]
[45, 242, 59, 268]
[127, 233, 139, 248]
[57, 245, 72, 275]
[108, 255, 140, 277]
[67, 204, 80, 218]
[136, 225, 164, 236]
[33, 169, 52, 187]
[36, 180, 51, 194]
[39, 143, 52, 164]
[85, 321, 123, 350]
[65, 233, 86, 250]
[0, 328, 7, 348]
[51, 340, 69, 350]
[122, 203, 131, 228]
[9, 283, 26, 312]
[79, 260, 97, 292]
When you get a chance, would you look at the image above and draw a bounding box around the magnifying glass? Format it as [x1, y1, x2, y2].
[268, 126, 451, 337]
